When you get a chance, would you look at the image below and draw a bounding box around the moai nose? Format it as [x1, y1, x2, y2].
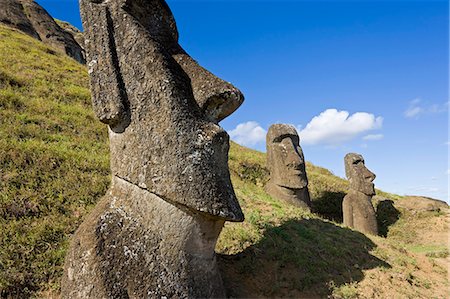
[364, 167, 376, 182]
[200, 122, 230, 145]
[172, 52, 244, 123]
[286, 146, 303, 168]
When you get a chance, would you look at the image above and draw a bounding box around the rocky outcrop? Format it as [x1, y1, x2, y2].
[55, 19, 84, 50]
[62, 0, 244, 297]
[343, 153, 378, 235]
[265, 124, 311, 209]
[0, 0, 85, 63]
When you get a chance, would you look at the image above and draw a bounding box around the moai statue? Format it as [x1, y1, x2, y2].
[61, 0, 244, 298]
[343, 153, 378, 235]
[265, 124, 311, 209]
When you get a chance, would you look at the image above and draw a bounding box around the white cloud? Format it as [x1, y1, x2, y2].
[229, 121, 267, 147]
[404, 98, 448, 119]
[404, 106, 423, 118]
[298, 109, 383, 146]
[363, 134, 384, 141]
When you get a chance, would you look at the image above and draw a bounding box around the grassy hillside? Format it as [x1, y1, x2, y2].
[0, 25, 448, 298]
[0, 25, 110, 297]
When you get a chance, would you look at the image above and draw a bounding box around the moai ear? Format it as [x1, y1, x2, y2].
[82, 1, 127, 127]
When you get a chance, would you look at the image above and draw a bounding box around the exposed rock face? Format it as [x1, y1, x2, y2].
[0, 0, 39, 39]
[0, 0, 85, 63]
[342, 153, 378, 235]
[55, 19, 85, 50]
[265, 124, 311, 209]
[62, 0, 244, 297]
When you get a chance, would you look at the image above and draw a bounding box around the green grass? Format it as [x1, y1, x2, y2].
[0, 25, 110, 297]
[331, 282, 359, 299]
[0, 25, 447, 299]
[408, 245, 449, 258]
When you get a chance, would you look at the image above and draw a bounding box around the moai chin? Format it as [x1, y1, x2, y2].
[265, 124, 311, 209]
[342, 153, 378, 235]
[61, 0, 244, 298]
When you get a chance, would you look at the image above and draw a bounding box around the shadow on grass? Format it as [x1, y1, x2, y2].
[376, 200, 401, 237]
[219, 218, 390, 298]
[311, 191, 346, 223]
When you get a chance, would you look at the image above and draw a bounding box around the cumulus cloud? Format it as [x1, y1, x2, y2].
[363, 134, 384, 141]
[229, 121, 267, 147]
[404, 98, 448, 119]
[298, 109, 383, 146]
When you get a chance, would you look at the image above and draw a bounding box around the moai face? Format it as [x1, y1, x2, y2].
[344, 153, 376, 196]
[266, 124, 308, 189]
[80, 0, 244, 221]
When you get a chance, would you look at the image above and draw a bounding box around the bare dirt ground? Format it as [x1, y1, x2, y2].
[355, 201, 449, 299]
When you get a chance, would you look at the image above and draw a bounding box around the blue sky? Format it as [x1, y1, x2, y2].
[37, 0, 449, 202]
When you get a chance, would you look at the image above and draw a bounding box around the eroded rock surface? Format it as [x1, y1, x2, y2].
[343, 153, 378, 235]
[55, 19, 85, 50]
[62, 0, 244, 297]
[63, 177, 226, 298]
[265, 124, 311, 209]
[0, 0, 85, 63]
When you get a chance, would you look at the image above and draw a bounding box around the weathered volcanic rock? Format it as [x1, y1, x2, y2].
[0, 0, 85, 63]
[343, 153, 378, 235]
[63, 177, 227, 298]
[0, 0, 39, 39]
[62, 0, 244, 297]
[55, 19, 85, 51]
[265, 124, 311, 209]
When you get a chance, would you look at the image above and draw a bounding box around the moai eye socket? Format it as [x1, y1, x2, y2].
[352, 157, 364, 165]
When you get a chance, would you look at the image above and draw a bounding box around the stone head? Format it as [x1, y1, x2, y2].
[82, 0, 243, 124]
[80, 0, 244, 221]
[266, 124, 308, 189]
[344, 153, 376, 196]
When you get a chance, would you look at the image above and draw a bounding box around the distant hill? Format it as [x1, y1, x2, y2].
[0, 24, 448, 299]
[0, 0, 84, 63]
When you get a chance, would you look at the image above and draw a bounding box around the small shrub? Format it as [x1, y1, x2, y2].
[331, 282, 359, 299]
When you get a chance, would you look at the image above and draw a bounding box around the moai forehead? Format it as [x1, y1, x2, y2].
[267, 124, 299, 144]
[344, 153, 365, 179]
[80, 0, 244, 221]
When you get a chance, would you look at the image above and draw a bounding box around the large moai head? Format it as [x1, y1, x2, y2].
[266, 124, 308, 189]
[344, 153, 376, 196]
[79, 0, 244, 221]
